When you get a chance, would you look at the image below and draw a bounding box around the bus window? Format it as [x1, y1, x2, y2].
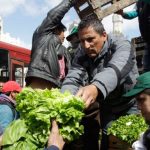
[14, 65, 23, 86]
[0, 49, 9, 82]
[0, 41, 31, 86]
[11, 59, 24, 87]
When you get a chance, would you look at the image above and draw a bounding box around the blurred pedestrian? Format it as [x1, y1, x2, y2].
[0, 81, 21, 133]
[124, 71, 150, 149]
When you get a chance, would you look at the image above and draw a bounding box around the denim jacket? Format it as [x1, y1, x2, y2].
[0, 94, 19, 132]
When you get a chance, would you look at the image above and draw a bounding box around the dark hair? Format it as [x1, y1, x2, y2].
[4, 91, 11, 96]
[78, 16, 105, 35]
[143, 89, 150, 95]
[56, 22, 66, 32]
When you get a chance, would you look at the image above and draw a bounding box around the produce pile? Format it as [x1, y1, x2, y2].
[2, 88, 85, 150]
[107, 114, 148, 144]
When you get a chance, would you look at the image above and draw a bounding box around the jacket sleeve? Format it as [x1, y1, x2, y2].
[61, 49, 87, 95]
[123, 10, 138, 19]
[36, 0, 74, 34]
[44, 145, 59, 150]
[0, 105, 14, 132]
[141, 0, 150, 4]
[122, 4, 138, 19]
[91, 36, 136, 99]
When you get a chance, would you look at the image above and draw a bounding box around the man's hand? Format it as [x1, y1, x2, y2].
[47, 121, 65, 150]
[76, 85, 99, 108]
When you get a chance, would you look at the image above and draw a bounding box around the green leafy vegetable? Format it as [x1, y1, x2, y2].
[107, 114, 148, 144]
[2, 88, 85, 150]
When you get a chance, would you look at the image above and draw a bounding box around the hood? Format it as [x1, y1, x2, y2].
[0, 94, 16, 106]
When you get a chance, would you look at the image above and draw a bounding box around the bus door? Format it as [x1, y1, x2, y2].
[0, 49, 9, 83]
[10, 59, 24, 87]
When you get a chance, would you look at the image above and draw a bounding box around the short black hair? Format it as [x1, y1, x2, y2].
[56, 22, 66, 32]
[78, 16, 105, 35]
[3, 91, 11, 96]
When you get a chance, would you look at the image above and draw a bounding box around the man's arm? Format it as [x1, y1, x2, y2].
[61, 49, 87, 95]
[123, 10, 138, 19]
[36, 0, 76, 34]
[116, 5, 138, 20]
[91, 35, 136, 99]
[45, 121, 65, 150]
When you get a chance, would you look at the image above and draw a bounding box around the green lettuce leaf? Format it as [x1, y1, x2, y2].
[2, 88, 85, 150]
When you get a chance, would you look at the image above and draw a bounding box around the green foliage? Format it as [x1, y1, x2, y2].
[107, 114, 148, 144]
[2, 88, 85, 150]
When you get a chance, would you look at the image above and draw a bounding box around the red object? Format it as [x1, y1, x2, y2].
[0, 41, 31, 64]
[2, 81, 22, 93]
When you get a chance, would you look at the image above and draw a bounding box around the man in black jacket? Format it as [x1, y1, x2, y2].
[26, 0, 75, 89]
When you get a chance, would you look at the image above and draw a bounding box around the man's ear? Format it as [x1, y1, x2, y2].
[10, 91, 16, 100]
[10, 91, 13, 99]
[102, 31, 107, 41]
[53, 28, 61, 35]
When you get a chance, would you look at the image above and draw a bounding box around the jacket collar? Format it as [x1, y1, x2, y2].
[93, 35, 111, 62]
[0, 94, 16, 106]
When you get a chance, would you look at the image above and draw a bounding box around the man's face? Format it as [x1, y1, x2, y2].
[54, 28, 65, 43]
[70, 34, 79, 48]
[58, 31, 65, 43]
[11, 91, 19, 100]
[136, 93, 150, 124]
[78, 26, 107, 58]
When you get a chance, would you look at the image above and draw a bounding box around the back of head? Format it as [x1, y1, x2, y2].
[124, 71, 150, 97]
[66, 26, 78, 41]
[2, 81, 22, 94]
[78, 16, 105, 35]
[57, 22, 66, 32]
[53, 22, 66, 35]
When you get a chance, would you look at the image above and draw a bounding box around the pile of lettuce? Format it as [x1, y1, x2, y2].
[2, 88, 85, 150]
[107, 114, 148, 144]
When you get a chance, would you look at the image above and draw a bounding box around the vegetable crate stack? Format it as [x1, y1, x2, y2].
[107, 114, 148, 150]
[73, 0, 136, 20]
